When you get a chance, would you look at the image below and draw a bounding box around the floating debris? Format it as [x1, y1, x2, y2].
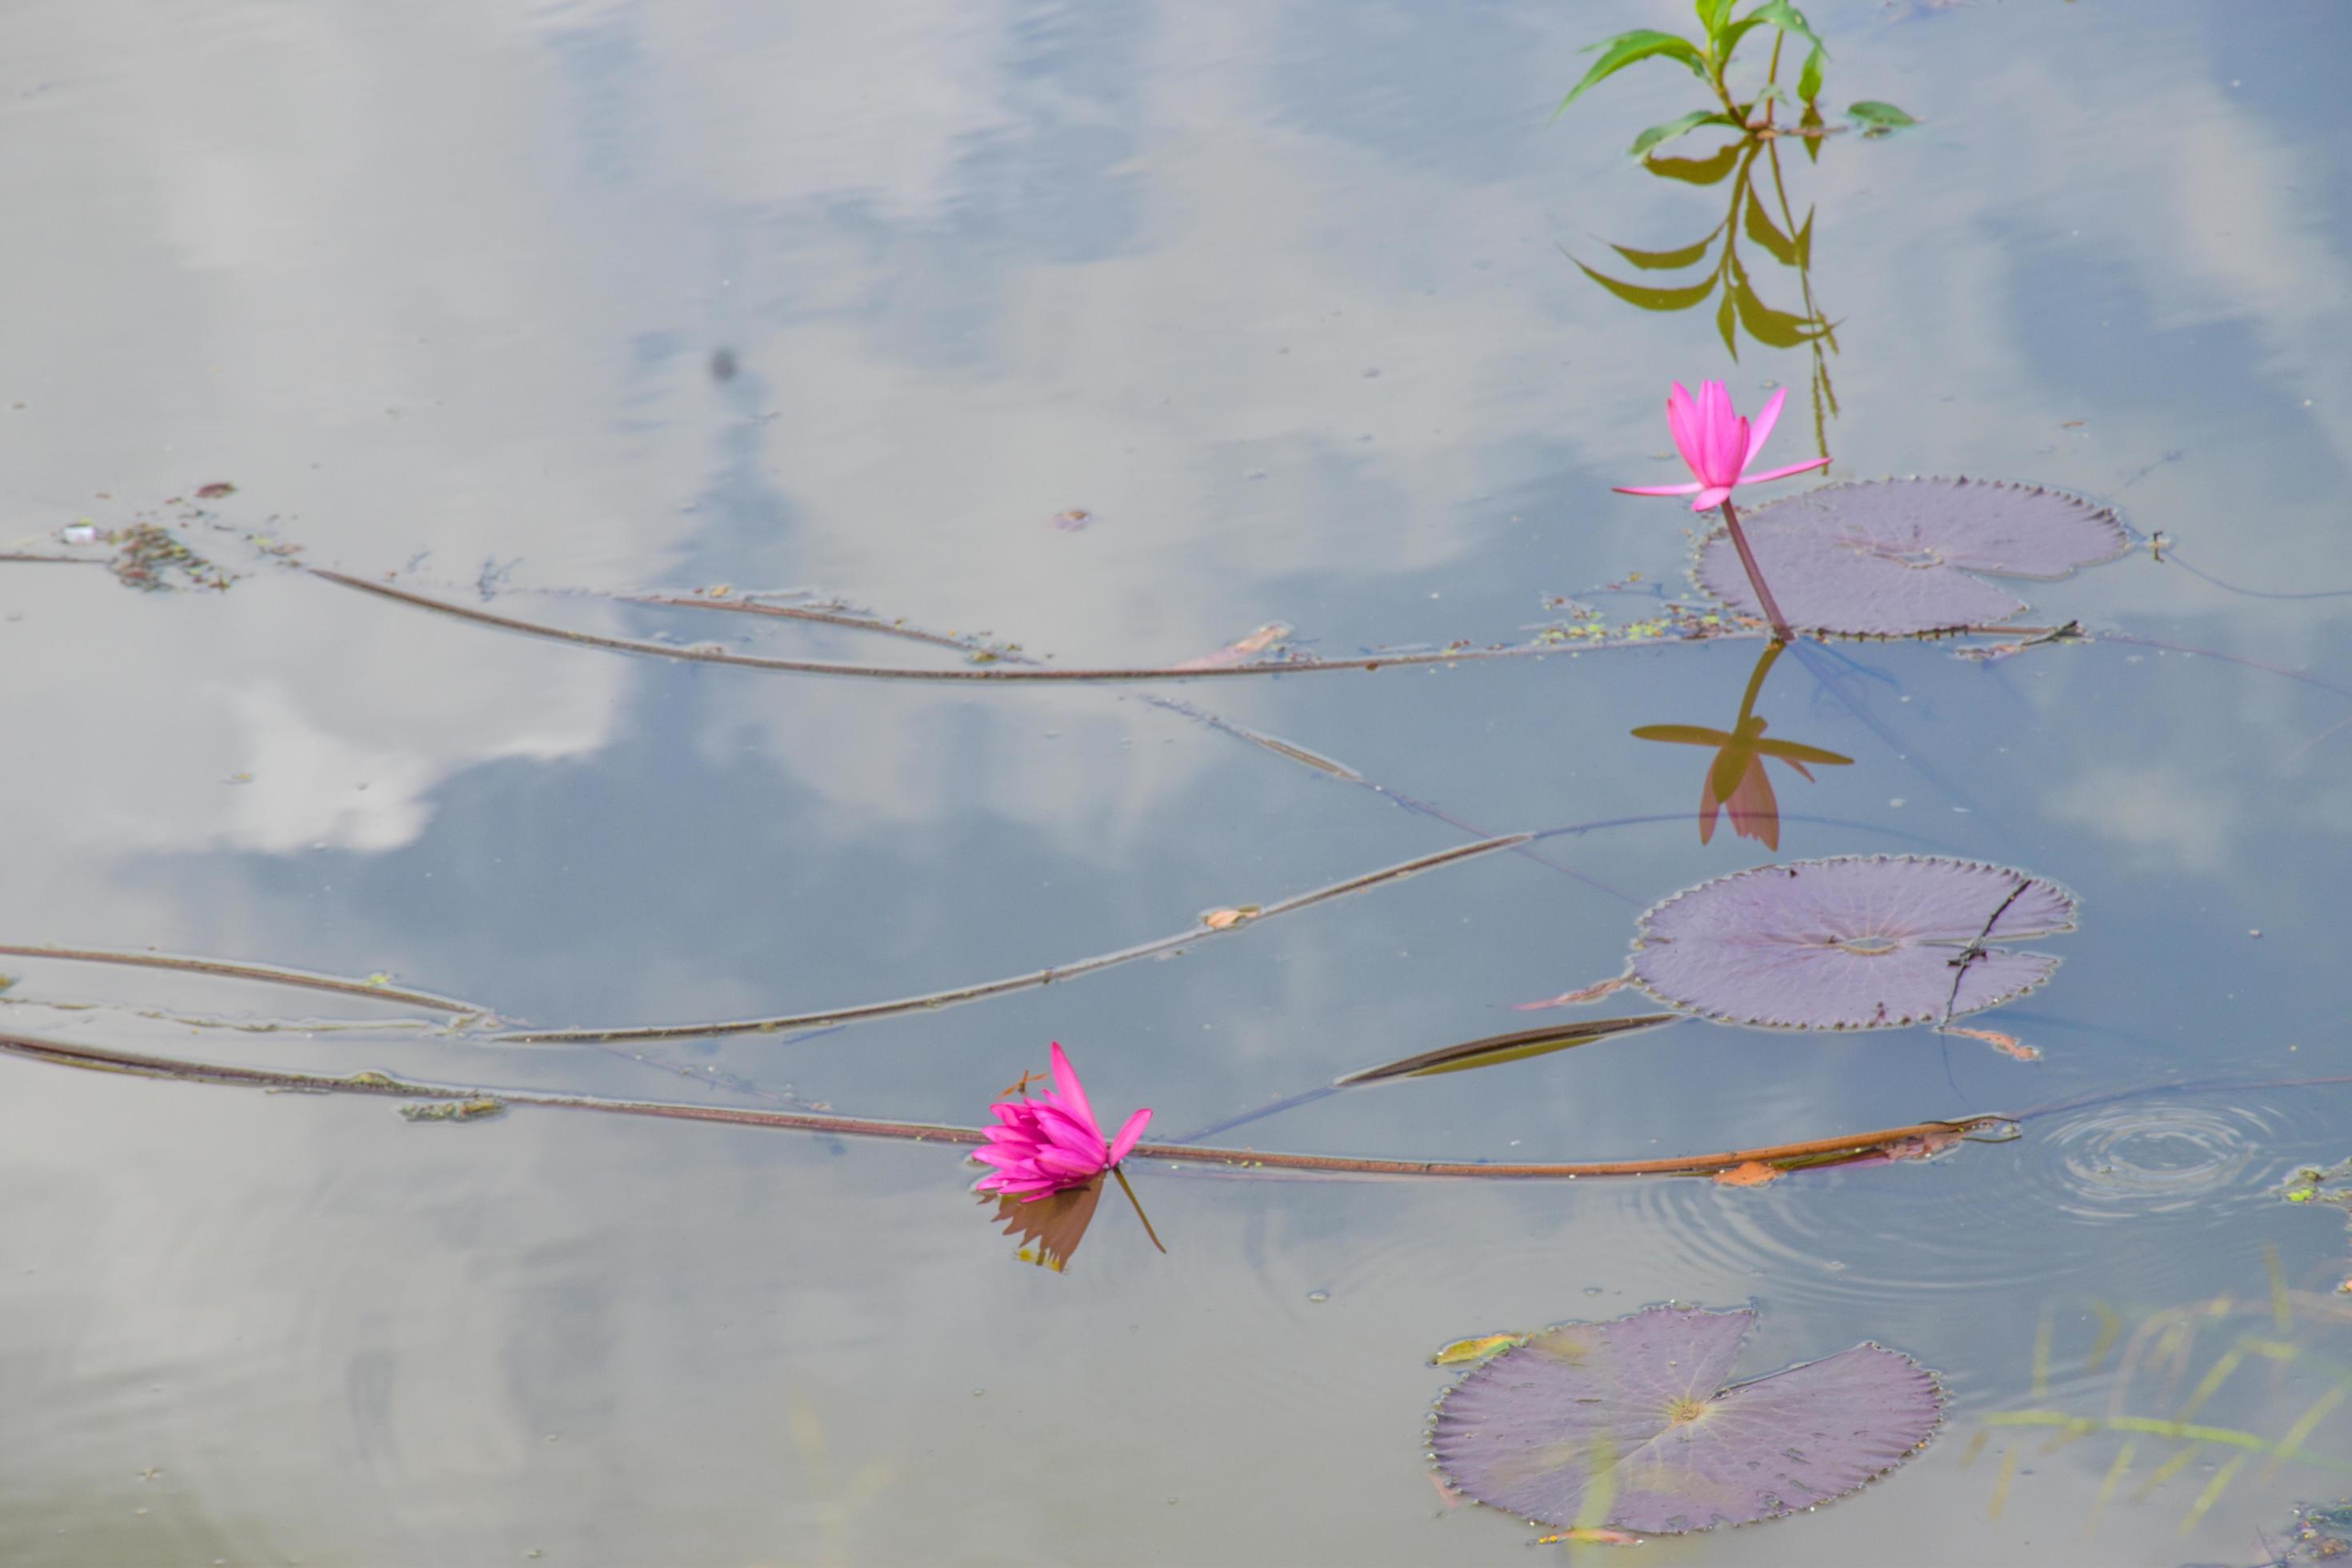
[106, 523, 233, 593]
[398, 1097, 506, 1122]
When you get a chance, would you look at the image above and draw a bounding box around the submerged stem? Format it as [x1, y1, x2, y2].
[1718, 498, 1795, 642]
[1111, 1164, 1168, 1253]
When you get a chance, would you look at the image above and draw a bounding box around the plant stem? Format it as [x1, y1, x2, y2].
[1733, 635, 1786, 726]
[1719, 498, 1795, 642]
[1111, 1164, 1168, 1253]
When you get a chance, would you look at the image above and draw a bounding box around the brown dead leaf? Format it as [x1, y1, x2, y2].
[1429, 1332, 1526, 1366]
[1946, 1026, 2039, 1061]
[1712, 1160, 1784, 1188]
[1511, 974, 1630, 1012]
[1174, 622, 1290, 671]
[1872, 1128, 1966, 1164]
[194, 482, 236, 500]
[1050, 509, 1092, 531]
[1201, 906, 1260, 930]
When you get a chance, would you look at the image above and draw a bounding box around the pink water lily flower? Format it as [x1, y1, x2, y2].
[1614, 381, 1830, 512]
[973, 1042, 1153, 1202]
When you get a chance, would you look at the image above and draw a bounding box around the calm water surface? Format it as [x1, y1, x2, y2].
[6, 1, 2352, 1562]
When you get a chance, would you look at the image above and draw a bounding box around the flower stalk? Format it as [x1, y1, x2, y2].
[1719, 498, 1794, 642]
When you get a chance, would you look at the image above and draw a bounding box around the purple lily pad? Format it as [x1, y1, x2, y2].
[1629, 855, 2076, 1030]
[1694, 478, 2128, 636]
[1431, 1304, 1942, 1534]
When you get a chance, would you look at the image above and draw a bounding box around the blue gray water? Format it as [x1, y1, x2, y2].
[5, 1, 2351, 1562]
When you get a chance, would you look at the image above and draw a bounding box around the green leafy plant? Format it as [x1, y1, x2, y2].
[1970, 1262, 2352, 1542]
[1558, 2, 1914, 154]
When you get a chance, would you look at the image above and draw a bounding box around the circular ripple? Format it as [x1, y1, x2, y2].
[2040, 1103, 2274, 1218]
[1616, 1084, 2352, 1319]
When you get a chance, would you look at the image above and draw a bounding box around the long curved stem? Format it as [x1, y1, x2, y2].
[1718, 498, 1795, 641]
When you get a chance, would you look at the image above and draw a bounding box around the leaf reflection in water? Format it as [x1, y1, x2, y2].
[1632, 638, 1852, 850]
[1571, 132, 1840, 459]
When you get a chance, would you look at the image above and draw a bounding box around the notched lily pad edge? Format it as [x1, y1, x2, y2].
[1422, 1302, 1949, 1537]
[1626, 854, 2082, 1031]
[1684, 474, 2131, 639]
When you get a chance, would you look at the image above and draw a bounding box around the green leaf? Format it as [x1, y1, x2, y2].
[1716, 286, 1739, 357]
[1727, 252, 1818, 346]
[1694, 0, 1737, 45]
[1571, 256, 1721, 314]
[1849, 99, 1918, 129]
[1336, 1014, 1679, 1085]
[1629, 110, 1734, 157]
[1748, 0, 1824, 53]
[1630, 724, 1734, 747]
[1608, 225, 1725, 272]
[1728, 253, 1821, 348]
[1643, 138, 1746, 186]
[1758, 738, 1855, 767]
[1716, 14, 1768, 62]
[1799, 99, 1825, 163]
[1793, 206, 1814, 267]
[1555, 30, 1711, 118]
[1742, 190, 1798, 267]
[1797, 42, 1826, 102]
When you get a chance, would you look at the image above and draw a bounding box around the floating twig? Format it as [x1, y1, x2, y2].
[0, 942, 490, 1018]
[488, 834, 1533, 1043]
[310, 566, 1729, 682]
[0, 1029, 2006, 1182]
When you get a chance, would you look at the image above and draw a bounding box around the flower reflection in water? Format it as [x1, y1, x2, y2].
[1632, 639, 1851, 850]
[983, 1176, 1107, 1273]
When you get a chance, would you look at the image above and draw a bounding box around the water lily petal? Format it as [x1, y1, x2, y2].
[1035, 1146, 1106, 1178]
[1701, 382, 1746, 486]
[1664, 382, 1702, 475]
[1689, 485, 1734, 511]
[1739, 456, 1833, 486]
[1742, 387, 1788, 470]
[1047, 1042, 1098, 1137]
[1107, 1107, 1154, 1164]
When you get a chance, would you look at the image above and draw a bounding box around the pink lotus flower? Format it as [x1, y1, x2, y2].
[973, 1042, 1152, 1202]
[1614, 381, 1829, 513]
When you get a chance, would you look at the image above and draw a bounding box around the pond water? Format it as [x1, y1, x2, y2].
[5, 0, 2352, 1562]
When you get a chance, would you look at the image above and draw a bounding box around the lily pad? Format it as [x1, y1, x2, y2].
[1693, 478, 2128, 636]
[1630, 855, 2076, 1030]
[1430, 1304, 1942, 1534]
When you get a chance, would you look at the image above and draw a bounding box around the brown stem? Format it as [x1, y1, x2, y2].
[0, 1028, 2010, 1182]
[1718, 498, 1795, 642]
[0, 942, 490, 1017]
[487, 833, 1531, 1044]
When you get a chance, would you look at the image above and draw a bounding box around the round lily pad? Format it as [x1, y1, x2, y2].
[1629, 855, 2077, 1030]
[1693, 478, 2129, 636]
[1431, 1304, 1942, 1534]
